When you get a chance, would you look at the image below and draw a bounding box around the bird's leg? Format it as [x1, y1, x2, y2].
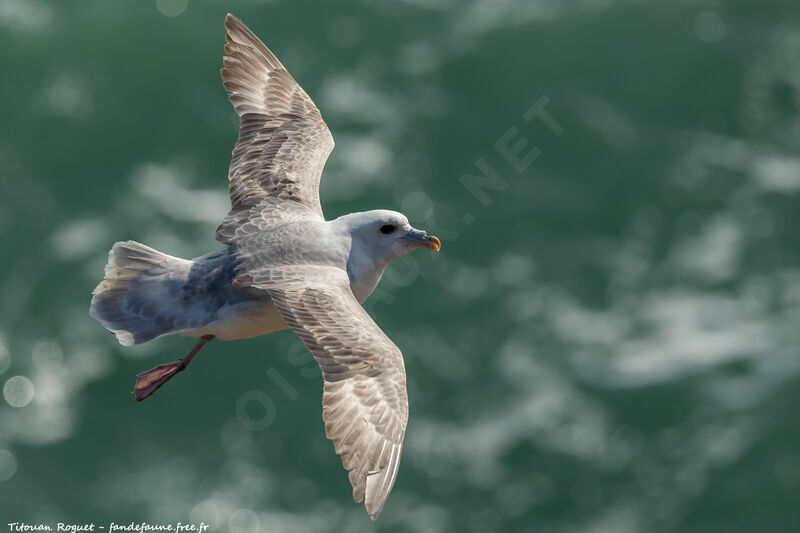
[133, 335, 215, 402]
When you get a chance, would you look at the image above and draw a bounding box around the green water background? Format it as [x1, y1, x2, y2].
[1, 0, 799, 531]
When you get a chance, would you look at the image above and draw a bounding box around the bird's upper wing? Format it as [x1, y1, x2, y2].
[267, 273, 409, 520]
[217, 14, 334, 243]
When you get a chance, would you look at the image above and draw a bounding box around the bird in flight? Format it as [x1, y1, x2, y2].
[89, 13, 440, 520]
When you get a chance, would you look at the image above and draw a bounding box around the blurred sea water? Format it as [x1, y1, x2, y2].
[1, 0, 799, 531]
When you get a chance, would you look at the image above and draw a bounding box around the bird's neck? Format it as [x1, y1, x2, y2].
[329, 216, 388, 304]
[346, 243, 388, 304]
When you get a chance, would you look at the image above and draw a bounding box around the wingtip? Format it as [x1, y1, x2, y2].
[362, 443, 403, 520]
[365, 497, 384, 521]
[224, 13, 243, 32]
[364, 490, 387, 520]
[365, 501, 385, 521]
[362, 485, 384, 521]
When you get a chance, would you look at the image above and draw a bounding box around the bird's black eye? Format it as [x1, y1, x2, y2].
[380, 224, 396, 234]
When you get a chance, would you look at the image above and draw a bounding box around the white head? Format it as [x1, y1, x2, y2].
[333, 209, 440, 302]
[337, 209, 441, 268]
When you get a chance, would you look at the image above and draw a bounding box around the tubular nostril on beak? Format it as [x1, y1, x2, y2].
[401, 229, 440, 251]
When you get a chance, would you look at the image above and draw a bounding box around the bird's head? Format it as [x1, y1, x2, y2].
[339, 209, 441, 266]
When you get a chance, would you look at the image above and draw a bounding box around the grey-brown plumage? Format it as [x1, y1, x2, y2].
[271, 275, 408, 518]
[89, 13, 441, 520]
[218, 15, 409, 517]
[219, 14, 333, 224]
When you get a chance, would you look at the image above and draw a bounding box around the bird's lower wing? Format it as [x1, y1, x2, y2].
[267, 278, 409, 520]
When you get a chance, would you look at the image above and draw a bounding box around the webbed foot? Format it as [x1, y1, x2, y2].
[134, 361, 185, 401]
[132, 335, 214, 402]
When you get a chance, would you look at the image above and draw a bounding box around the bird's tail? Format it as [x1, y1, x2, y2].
[90, 241, 192, 346]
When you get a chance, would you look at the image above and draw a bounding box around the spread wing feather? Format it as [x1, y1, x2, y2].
[268, 279, 409, 520]
[217, 15, 407, 519]
[217, 14, 334, 244]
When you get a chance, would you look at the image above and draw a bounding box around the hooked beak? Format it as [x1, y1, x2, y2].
[401, 228, 441, 251]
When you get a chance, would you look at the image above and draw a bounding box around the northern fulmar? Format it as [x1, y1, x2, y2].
[89, 14, 440, 520]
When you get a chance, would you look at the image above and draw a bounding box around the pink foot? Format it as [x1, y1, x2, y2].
[133, 360, 185, 401]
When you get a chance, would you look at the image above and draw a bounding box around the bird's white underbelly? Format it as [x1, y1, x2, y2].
[184, 299, 289, 341]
